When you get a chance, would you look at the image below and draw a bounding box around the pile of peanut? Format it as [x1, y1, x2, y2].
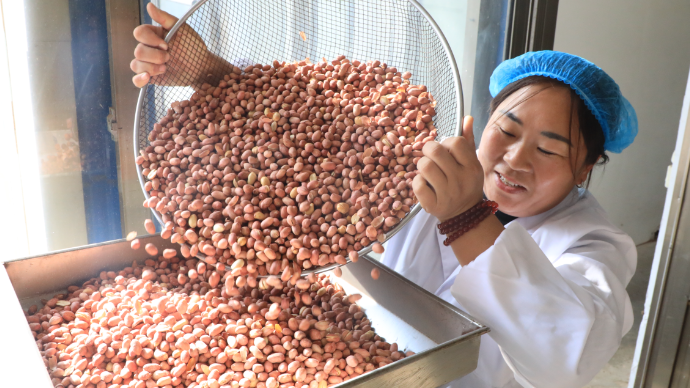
[137, 55, 437, 277]
[45, 55, 436, 388]
[29, 254, 410, 388]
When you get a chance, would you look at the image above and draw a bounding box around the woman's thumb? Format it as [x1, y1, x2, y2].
[462, 115, 475, 145]
[147, 3, 178, 30]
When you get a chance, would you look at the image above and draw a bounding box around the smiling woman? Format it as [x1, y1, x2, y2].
[383, 51, 640, 388]
[480, 76, 607, 217]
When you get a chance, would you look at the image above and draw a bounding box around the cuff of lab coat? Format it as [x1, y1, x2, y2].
[456, 221, 528, 279]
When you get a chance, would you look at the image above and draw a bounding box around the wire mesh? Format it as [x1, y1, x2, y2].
[134, 0, 463, 262]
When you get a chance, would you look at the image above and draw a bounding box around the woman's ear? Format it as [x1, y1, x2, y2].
[576, 163, 595, 186]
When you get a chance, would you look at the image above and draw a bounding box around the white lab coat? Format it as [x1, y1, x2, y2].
[382, 187, 636, 388]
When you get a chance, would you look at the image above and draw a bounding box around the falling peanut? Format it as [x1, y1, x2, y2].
[144, 243, 158, 256]
[372, 242, 385, 254]
[349, 250, 359, 263]
[144, 219, 156, 234]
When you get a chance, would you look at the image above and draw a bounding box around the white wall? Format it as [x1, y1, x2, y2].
[554, 0, 690, 244]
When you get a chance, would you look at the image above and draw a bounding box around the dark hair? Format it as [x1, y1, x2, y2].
[489, 76, 608, 187]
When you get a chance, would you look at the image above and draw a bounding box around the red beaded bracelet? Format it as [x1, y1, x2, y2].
[438, 199, 498, 246]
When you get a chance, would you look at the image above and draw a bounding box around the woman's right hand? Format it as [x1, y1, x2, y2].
[131, 3, 211, 87]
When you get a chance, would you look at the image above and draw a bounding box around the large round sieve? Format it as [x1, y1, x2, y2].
[134, 0, 463, 276]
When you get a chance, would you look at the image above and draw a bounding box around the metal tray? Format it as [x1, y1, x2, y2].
[0, 236, 488, 388]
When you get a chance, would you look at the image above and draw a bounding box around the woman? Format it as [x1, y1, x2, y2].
[382, 56, 638, 387]
[131, 5, 638, 387]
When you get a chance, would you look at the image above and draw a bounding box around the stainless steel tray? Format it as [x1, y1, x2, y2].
[0, 236, 488, 388]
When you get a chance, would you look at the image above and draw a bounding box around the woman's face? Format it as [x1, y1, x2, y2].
[477, 84, 594, 218]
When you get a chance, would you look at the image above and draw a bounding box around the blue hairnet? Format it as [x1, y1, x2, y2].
[489, 51, 638, 153]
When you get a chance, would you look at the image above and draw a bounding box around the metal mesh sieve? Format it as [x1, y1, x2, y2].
[134, 0, 463, 274]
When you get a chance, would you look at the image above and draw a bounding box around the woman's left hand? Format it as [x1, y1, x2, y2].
[413, 116, 485, 222]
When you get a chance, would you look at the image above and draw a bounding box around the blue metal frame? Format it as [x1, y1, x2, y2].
[68, 0, 122, 243]
[469, 0, 511, 139]
[140, 0, 153, 24]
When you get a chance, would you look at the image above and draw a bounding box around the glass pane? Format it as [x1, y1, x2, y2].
[418, 0, 468, 72]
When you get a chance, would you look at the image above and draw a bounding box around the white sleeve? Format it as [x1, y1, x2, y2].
[450, 222, 636, 388]
[381, 210, 448, 294]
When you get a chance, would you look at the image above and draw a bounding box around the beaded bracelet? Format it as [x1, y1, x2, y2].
[437, 199, 498, 246]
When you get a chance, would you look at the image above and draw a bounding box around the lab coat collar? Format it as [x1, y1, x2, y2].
[514, 186, 582, 232]
[517, 186, 594, 261]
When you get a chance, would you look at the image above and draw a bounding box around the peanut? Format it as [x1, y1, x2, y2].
[372, 242, 384, 254]
[349, 250, 359, 263]
[28, 252, 407, 388]
[144, 219, 156, 234]
[145, 243, 158, 256]
[139, 56, 436, 276]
